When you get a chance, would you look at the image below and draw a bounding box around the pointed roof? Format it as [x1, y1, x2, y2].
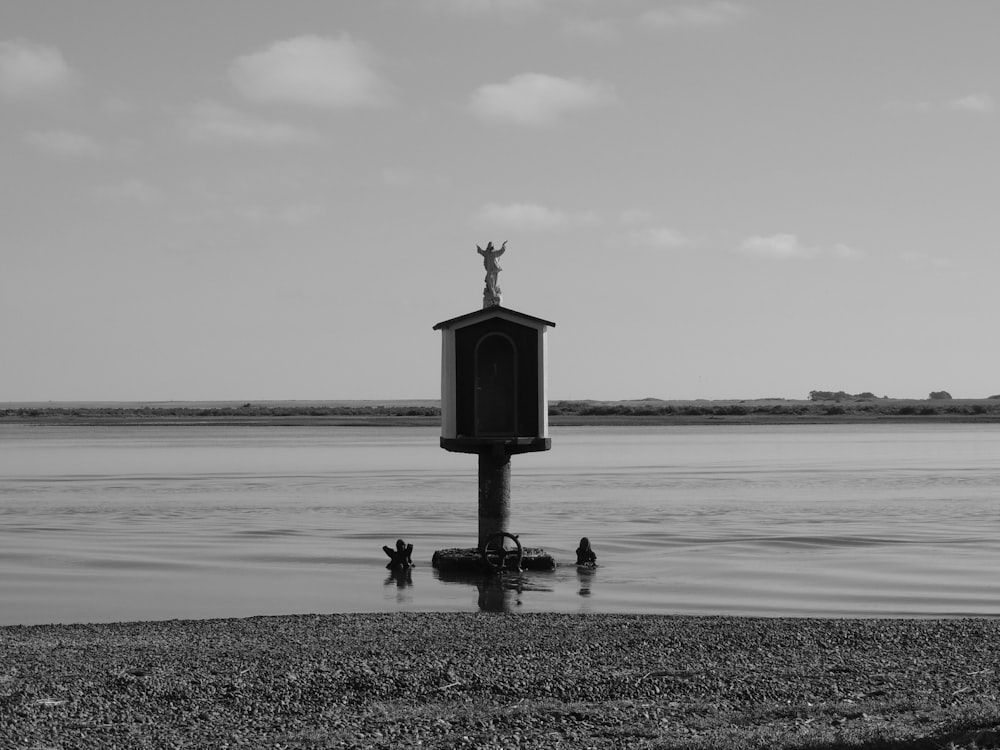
[433, 305, 556, 331]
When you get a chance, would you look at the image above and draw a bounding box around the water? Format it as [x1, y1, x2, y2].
[1, 422, 998, 625]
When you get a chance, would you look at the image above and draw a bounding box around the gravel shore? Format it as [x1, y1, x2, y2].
[2, 613, 999, 749]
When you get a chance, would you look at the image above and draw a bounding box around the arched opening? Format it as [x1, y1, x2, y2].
[474, 333, 517, 436]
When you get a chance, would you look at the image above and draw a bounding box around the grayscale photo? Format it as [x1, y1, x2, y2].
[2, 1, 999, 748]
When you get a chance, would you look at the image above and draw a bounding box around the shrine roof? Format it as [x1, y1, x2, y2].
[433, 305, 556, 331]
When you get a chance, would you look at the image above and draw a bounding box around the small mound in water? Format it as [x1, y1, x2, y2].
[431, 547, 556, 573]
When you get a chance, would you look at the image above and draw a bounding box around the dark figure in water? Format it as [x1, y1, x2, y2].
[383, 539, 413, 570]
[576, 537, 597, 566]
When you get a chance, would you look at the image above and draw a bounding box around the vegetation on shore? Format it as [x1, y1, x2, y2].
[548, 396, 1000, 422]
[3, 396, 1000, 424]
[0, 402, 441, 424]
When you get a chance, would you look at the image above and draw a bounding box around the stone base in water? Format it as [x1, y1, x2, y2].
[431, 547, 556, 574]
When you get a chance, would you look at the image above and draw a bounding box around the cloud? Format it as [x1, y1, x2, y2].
[832, 243, 865, 259]
[739, 234, 818, 259]
[885, 92, 995, 114]
[230, 34, 390, 108]
[738, 233, 862, 260]
[628, 227, 692, 248]
[617, 209, 692, 247]
[639, 2, 748, 29]
[475, 202, 597, 231]
[947, 93, 995, 113]
[25, 129, 104, 158]
[469, 73, 615, 126]
[0, 39, 76, 99]
[181, 101, 320, 146]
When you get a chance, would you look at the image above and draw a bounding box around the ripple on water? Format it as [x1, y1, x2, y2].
[3, 422, 1000, 624]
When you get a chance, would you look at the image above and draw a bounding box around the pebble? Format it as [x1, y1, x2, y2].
[2, 613, 999, 748]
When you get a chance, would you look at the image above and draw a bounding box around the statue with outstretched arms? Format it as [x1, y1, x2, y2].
[477, 240, 506, 308]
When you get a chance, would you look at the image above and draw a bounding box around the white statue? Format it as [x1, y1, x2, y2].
[477, 241, 505, 307]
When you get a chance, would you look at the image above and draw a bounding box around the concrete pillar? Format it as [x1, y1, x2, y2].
[478, 448, 511, 548]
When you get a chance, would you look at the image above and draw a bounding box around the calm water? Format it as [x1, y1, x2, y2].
[1, 423, 998, 625]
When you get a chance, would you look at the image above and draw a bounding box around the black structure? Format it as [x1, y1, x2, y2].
[434, 305, 554, 456]
[431, 246, 556, 567]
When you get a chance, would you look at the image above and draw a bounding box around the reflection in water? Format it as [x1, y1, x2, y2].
[385, 567, 413, 589]
[384, 567, 413, 604]
[435, 569, 555, 612]
[577, 565, 596, 597]
[477, 576, 519, 612]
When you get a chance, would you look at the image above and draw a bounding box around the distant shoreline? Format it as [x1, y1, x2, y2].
[2, 397, 999, 426]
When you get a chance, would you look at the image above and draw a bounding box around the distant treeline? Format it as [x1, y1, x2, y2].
[806, 390, 985, 401]
[0, 404, 441, 420]
[4, 398, 1000, 422]
[548, 398, 1000, 419]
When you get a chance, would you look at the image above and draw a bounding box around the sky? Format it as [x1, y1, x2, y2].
[2, 0, 998, 402]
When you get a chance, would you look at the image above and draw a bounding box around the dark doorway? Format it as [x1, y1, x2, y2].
[474, 333, 517, 436]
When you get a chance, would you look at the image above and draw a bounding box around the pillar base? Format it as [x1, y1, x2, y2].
[431, 547, 556, 574]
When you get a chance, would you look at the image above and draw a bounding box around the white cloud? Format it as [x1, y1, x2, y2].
[230, 34, 390, 108]
[639, 2, 748, 30]
[0, 39, 75, 99]
[739, 234, 816, 259]
[886, 92, 995, 114]
[628, 226, 691, 248]
[617, 209, 691, 247]
[475, 202, 597, 231]
[181, 101, 320, 146]
[947, 93, 995, 113]
[739, 233, 861, 260]
[470, 73, 615, 126]
[25, 129, 103, 158]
